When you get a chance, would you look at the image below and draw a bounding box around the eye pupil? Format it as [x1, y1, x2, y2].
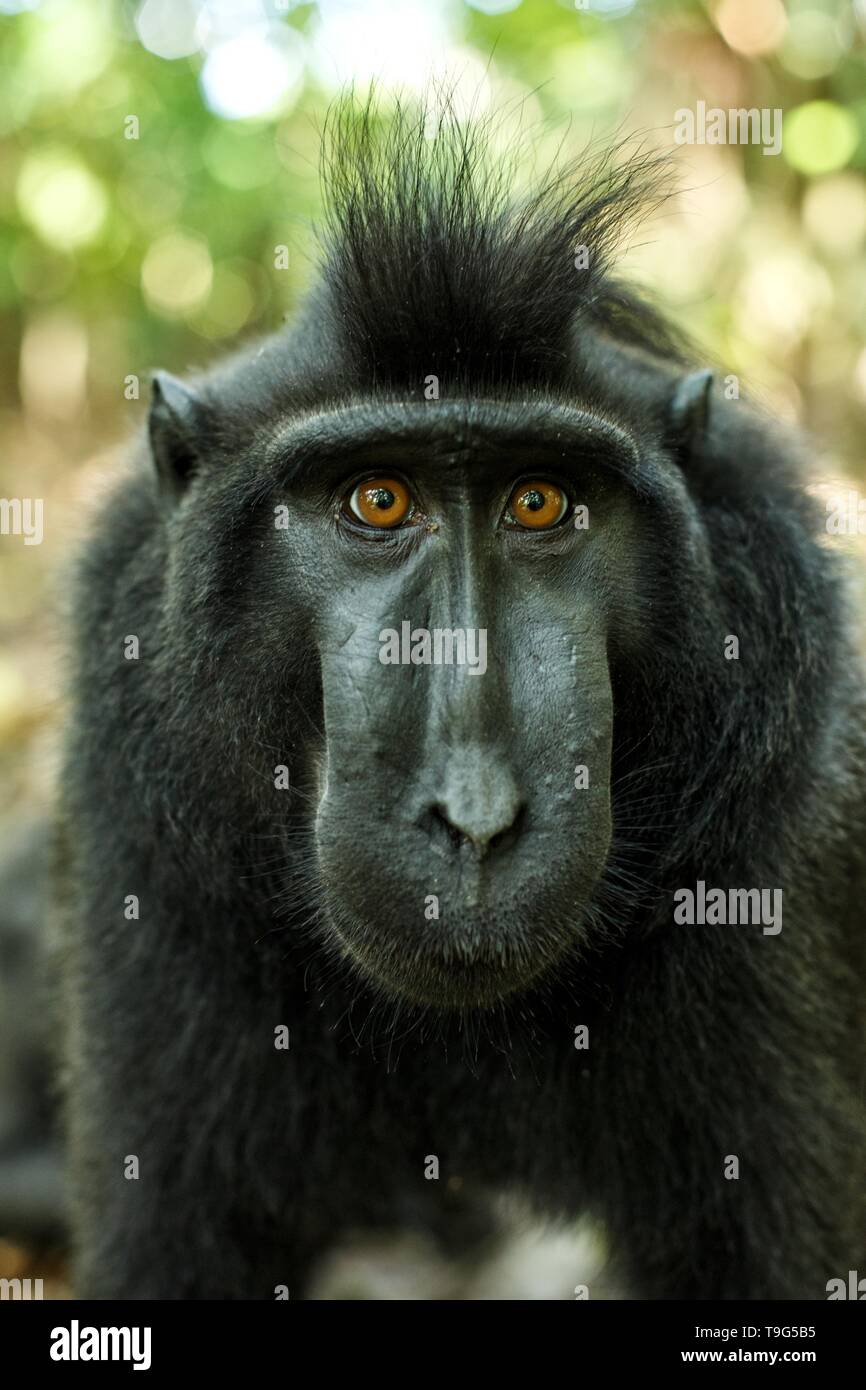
[507, 479, 568, 530]
[522, 490, 545, 512]
[371, 488, 396, 510]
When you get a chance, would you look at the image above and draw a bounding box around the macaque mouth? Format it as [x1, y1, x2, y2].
[330, 913, 573, 1010]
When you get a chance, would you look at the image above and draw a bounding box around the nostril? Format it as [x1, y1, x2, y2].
[489, 806, 524, 852]
[420, 802, 525, 859]
[425, 804, 471, 852]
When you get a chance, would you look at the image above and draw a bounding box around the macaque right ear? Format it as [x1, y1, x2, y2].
[666, 368, 714, 463]
[148, 371, 205, 502]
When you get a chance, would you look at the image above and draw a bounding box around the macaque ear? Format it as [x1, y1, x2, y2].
[667, 368, 713, 461]
[148, 371, 205, 502]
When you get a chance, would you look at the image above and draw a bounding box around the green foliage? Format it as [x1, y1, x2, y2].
[0, 0, 864, 454]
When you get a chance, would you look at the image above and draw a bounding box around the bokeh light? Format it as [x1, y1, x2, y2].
[19, 312, 89, 423]
[735, 250, 833, 350]
[141, 231, 214, 317]
[310, 0, 458, 90]
[551, 37, 631, 112]
[190, 259, 258, 339]
[200, 26, 305, 119]
[802, 174, 866, 257]
[16, 150, 108, 251]
[713, 0, 787, 57]
[135, 0, 205, 60]
[784, 101, 859, 177]
[23, 0, 114, 94]
[779, 9, 845, 81]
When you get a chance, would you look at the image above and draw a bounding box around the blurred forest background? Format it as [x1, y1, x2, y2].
[0, 0, 865, 1300]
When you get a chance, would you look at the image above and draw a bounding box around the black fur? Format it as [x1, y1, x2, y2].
[58, 98, 866, 1299]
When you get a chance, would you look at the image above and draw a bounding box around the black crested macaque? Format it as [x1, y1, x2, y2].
[58, 101, 866, 1300]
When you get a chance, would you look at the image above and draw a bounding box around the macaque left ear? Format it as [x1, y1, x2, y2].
[667, 368, 713, 460]
[148, 370, 205, 503]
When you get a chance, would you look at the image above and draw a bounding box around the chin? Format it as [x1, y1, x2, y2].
[320, 893, 587, 1010]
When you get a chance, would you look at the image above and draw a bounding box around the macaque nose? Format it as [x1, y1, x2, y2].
[421, 749, 524, 859]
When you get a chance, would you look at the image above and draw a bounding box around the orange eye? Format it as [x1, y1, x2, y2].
[347, 476, 413, 528]
[506, 480, 568, 530]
